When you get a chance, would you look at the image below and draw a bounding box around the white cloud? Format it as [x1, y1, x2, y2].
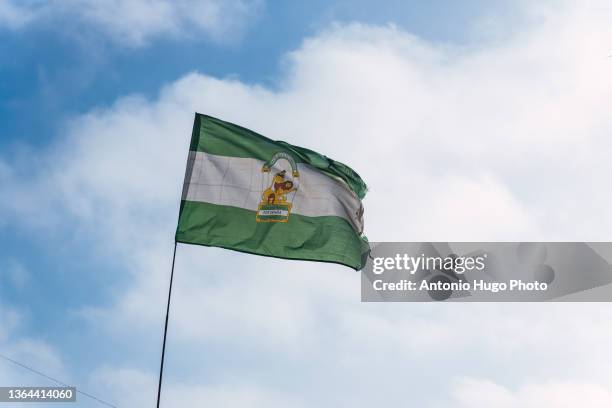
[91, 366, 307, 408]
[0, 0, 261, 46]
[452, 378, 612, 408]
[0, 0, 36, 29]
[0, 303, 67, 387]
[3, 0, 612, 406]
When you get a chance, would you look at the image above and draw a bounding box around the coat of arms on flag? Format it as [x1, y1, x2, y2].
[257, 152, 300, 223]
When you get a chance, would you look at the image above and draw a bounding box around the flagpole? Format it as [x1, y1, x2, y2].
[156, 241, 178, 408]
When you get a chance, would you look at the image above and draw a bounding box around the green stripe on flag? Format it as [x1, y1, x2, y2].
[189, 113, 368, 199]
[176, 200, 369, 270]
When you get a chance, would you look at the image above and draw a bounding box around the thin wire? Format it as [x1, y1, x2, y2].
[0, 351, 118, 408]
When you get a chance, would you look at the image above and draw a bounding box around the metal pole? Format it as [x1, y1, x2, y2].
[156, 241, 178, 408]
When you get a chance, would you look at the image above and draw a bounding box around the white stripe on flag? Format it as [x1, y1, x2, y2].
[183, 151, 364, 232]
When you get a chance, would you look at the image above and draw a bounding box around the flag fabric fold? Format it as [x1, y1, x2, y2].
[176, 113, 369, 270]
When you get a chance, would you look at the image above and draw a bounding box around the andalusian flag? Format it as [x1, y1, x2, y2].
[176, 114, 369, 270]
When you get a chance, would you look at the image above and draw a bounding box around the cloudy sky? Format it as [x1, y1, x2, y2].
[1, 0, 612, 406]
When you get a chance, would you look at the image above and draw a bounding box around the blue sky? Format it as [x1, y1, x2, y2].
[0, 0, 528, 306]
[0, 0, 526, 148]
[0, 0, 512, 333]
[2, 1, 612, 407]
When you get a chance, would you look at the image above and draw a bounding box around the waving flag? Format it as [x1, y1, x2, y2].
[175, 113, 369, 269]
